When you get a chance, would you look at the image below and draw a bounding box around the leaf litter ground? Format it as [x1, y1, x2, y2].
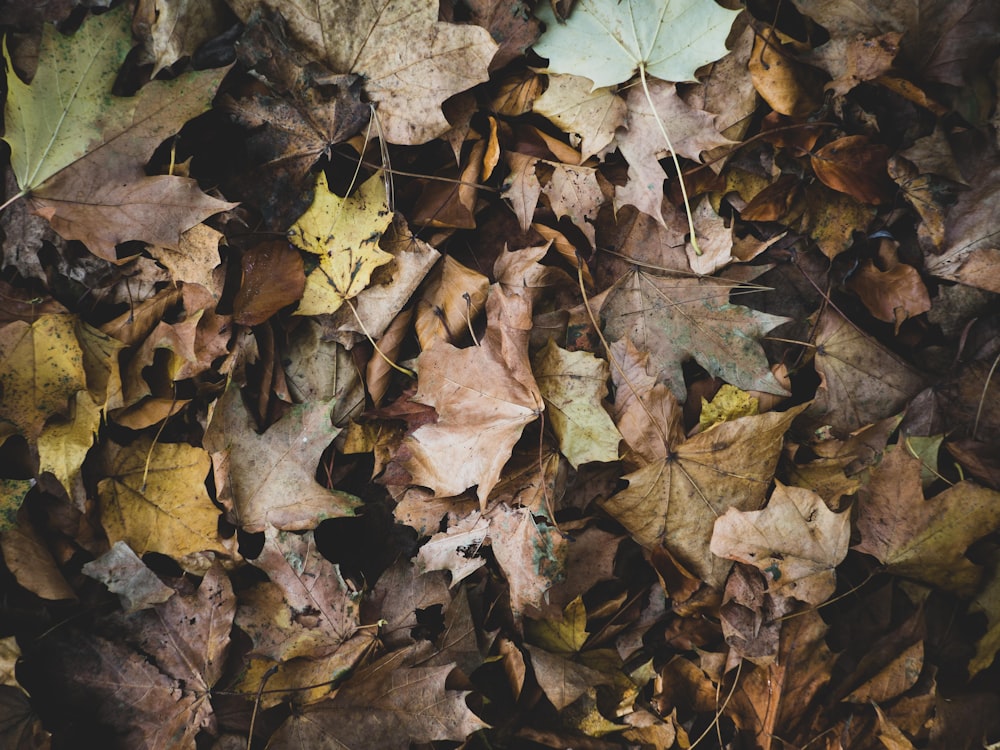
[1, 1, 1000, 749]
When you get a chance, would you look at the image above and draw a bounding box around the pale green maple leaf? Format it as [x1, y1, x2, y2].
[534, 0, 741, 90]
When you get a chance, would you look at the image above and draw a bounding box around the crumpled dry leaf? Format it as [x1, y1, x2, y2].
[711, 482, 850, 605]
[227, 0, 498, 145]
[392, 286, 543, 505]
[204, 386, 359, 532]
[854, 447, 1000, 596]
[601, 269, 791, 402]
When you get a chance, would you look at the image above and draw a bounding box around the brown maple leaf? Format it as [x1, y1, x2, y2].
[391, 285, 543, 505]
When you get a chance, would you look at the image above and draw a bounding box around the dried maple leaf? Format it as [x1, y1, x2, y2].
[224, 9, 369, 228]
[532, 339, 621, 468]
[805, 307, 926, 434]
[711, 482, 850, 606]
[0, 314, 87, 440]
[288, 171, 395, 316]
[601, 269, 791, 403]
[204, 386, 360, 532]
[227, 0, 499, 145]
[601, 404, 807, 588]
[854, 447, 1000, 596]
[488, 503, 567, 614]
[234, 527, 374, 706]
[268, 643, 487, 748]
[81, 541, 175, 613]
[97, 437, 227, 561]
[533, 74, 626, 161]
[393, 286, 543, 505]
[613, 80, 736, 225]
[1, 7, 235, 260]
[28, 564, 234, 749]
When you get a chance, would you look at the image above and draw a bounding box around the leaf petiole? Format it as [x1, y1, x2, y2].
[638, 62, 701, 255]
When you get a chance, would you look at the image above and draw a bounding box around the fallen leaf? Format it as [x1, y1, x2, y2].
[542, 163, 603, 247]
[393, 286, 543, 504]
[97, 437, 227, 561]
[854, 447, 1000, 596]
[601, 269, 791, 402]
[601, 404, 807, 588]
[227, 0, 499, 145]
[534, 0, 741, 89]
[532, 339, 621, 467]
[488, 503, 567, 614]
[235, 527, 371, 705]
[711, 482, 850, 605]
[0, 314, 87, 440]
[81, 540, 175, 613]
[416, 511, 490, 586]
[204, 386, 359, 532]
[268, 644, 488, 748]
[414, 255, 490, 349]
[811, 135, 895, 205]
[924, 160, 1000, 293]
[133, 0, 229, 77]
[534, 74, 626, 161]
[36, 390, 101, 495]
[843, 641, 923, 704]
[806, 307, 926, 434]
[614, 79, 736, 225]
[232, 240, 306, 326]
[2, 7, 235, 260]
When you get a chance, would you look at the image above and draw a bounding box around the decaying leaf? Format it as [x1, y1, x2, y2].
[288, 171, 395, 316]
[854, 447, 1000, 596]
[204, 386, 360, 532]
[711, 482, 850, 605]
[227, 0, 499, 145]
[601, 269, 791, 402]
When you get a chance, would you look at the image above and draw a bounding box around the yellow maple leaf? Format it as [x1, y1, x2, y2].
[288, 171, 394, 316]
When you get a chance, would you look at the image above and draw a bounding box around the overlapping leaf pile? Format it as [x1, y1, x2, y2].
[1, 0, 1000, 748]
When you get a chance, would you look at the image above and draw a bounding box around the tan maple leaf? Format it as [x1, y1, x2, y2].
[394, 286, 543, 505]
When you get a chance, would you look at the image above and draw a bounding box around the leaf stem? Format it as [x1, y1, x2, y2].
[0, 189, 27, 214]
[638, 63, 701, 255]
